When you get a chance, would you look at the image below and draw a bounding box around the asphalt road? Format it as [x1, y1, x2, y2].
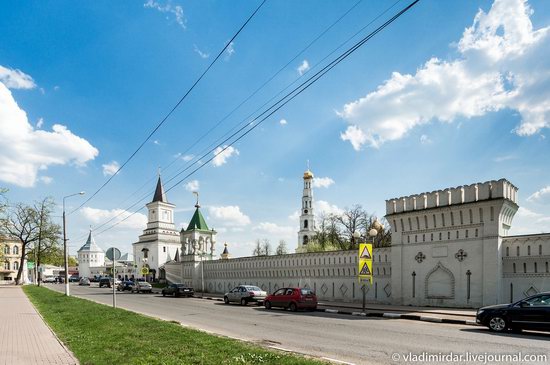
[46, 284, 550, 365]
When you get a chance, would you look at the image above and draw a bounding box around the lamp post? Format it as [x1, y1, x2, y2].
[355, 225, 379, 313]
[63, 191, 85, 297]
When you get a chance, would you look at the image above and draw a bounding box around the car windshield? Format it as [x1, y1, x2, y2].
[176, 284, 187, 288]
[245, 286, 262, 291]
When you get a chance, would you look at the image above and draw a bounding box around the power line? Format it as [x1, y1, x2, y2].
[71, 0, 268, 214]
[90, 0, 421, 238]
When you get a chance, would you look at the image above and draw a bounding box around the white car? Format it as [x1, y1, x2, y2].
[224, 285, 267, 305]
[42, 276, 56, 283]
[132, 281, 152, 294]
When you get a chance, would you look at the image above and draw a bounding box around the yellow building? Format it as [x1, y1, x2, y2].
[0, 238, 26, 283]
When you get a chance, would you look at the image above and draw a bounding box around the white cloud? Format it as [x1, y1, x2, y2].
[144, 0, 186, 29]
[53, 85, 60, 91]
[0, 80, 98, 187]
[178, 154, 194, 162]
[153, 140, 161, 145]
[253, 222, 294, 237]
[420, 134, 432, 145]
[493, 154, 515, 162]
[208, 205, 250, 226]
[316, 200, 344, 216]
[340, 125, 367, 150]
[193, 44, 209, 59]
[0, 65, 36, 89]
[212, 145, 239, 167]
[288, 210, 300, 221]
[526, 185, 550, 203]
[279, 119, 287, 125]
[102, 161, 120, 176]
[297, 59, 310, 76]
[36, 117, 44, 128]
[39, 176, 53, 184]
[225, 41, 235, 58]
[339, 0, 550, 149]
[184, 179, 199, 192]
[509, 206, 550, 235]
[516, 206, 542, 218]
[80, 207, 147, 230]
[312, 177, 335, 188]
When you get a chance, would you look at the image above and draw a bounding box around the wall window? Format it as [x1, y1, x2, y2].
[304, 219, 308, 229]
[431, 233, 433, 241]
[407, 236, 410, 243]
[450, 212, 455, 226]
[163, 246, 166, 253]
[513, 263, 516, 273]
[523, 262, 527, 273]
[506, 247, 509, 256]
[433, 214, 437, 228]
[400, 219, 404, 232]
[539, 245, 542, 255]
[479, 208, 484, 223]
[447, 232, 451, 240]
[528, 246, 531, 256]
[13, 246, 19, 255]
[416, 217, 420, 230]
[408, 218, 412, 231]
[422, 234, 425, 242]
[3, 246, 9, 255]
[517, 246, 520, 256]
[456, 231, 459, 239]
[13, 261, 19, 270]
[546, 262, 549, 273]
[469, 209, 473, 224]
[466, 230, 469, 238]
[475, 229, 479, 237]
[534, 262, 538, 273]
[441, 213, 446, 227]
[490, 206, 494, 221]
[393, 220, 397, 232]
[3, 261, 9, 270]
[459, 211, 464, 225]
[424, 215, 428, 229]
[439, 232, 442, 240]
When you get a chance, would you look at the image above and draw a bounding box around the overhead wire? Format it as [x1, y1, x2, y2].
[90, 0, 421, 238]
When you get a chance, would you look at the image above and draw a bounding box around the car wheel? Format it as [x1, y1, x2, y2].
[488, 316, 507, 332]
[224, 296, 230, 304]
[162, 292, 166, 297]
[264, 301, 272, 310]
[240, 298, 247, 306]
[289, 302, 298, 312]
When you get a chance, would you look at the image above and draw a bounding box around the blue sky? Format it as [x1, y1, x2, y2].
[1, 0, 550, 258]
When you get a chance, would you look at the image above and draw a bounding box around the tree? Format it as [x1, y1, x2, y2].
[0, 197, 61, 285]
[252, 239, 262, 256]
[335, 205, 368, 249]
[275, 240, 288, 255]
[261, 239, 271, 256]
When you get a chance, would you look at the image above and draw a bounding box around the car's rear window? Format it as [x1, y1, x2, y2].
[245, 286, 262, 291]
[301, 289, 314, 295]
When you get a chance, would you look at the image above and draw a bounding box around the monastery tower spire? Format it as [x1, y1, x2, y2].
[298, 163, 316, 245]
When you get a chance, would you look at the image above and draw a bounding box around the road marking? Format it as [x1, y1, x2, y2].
[268, 345, 295, 352]
[321, 357, 356, 365]
[382, 313, 401, 318]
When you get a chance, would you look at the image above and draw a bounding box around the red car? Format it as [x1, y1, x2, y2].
[264, 287, 317, 311]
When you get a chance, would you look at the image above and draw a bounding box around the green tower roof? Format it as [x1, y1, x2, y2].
[187, 206, 209, 231]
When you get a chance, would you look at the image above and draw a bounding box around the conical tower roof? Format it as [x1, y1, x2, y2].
[152, 176, 167, 203]
[77, 229, 104, 253]
[186, 206, 209, 231]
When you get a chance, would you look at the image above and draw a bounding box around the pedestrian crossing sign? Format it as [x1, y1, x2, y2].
[358, 243, 373, 284]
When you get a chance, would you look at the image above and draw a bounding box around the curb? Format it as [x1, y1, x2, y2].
[315, 307, 477, 326]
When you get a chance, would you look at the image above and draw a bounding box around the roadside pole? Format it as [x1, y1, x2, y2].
[106, 247, 121, 309]
[113, 255, 116, 308]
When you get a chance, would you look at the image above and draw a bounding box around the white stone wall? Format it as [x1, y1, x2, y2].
[164, 249, 392, 303]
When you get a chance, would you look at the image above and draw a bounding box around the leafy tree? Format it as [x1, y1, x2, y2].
[275, 240, 288, 255]
[0, 197, 61, 285]
[261, 239, 271, 256]
[252, 239, 262, 256]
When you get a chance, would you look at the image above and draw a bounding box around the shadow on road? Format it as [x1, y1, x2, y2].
[460, 327, 550, 342]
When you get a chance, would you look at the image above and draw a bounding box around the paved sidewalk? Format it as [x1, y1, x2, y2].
[0, 286, 78, 365]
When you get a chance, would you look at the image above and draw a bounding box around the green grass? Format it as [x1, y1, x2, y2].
[24, 286, 326, 365]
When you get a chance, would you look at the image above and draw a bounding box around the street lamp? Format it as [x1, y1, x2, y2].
[63, 191, 85, 297]
[355, 226, 379, 313]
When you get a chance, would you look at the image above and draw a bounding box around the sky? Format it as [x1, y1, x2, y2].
[1, 0, 550, 259]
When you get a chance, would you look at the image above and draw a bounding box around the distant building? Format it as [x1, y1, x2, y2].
[77, 229, 105, 279]
[0, 237, 28, 283]
[298, 167, 316, 246]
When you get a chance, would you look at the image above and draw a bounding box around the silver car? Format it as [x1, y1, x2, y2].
[224, 285, 267, 305]
[132, 281, 152, 294]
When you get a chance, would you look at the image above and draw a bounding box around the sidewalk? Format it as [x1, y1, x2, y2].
[0, 286, 78, 365]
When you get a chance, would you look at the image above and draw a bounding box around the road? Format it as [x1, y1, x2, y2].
[47, 284, 549, 365]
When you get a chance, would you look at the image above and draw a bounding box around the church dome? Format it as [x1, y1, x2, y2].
[303, 170, 314, 179]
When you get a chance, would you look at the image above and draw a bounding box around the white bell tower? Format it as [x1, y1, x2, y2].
[298, 164, 316, 246]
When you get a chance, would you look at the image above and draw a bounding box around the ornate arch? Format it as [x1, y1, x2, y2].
[425, 262, 455, 299]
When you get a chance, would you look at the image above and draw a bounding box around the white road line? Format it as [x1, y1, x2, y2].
[268, 345, 295, 352]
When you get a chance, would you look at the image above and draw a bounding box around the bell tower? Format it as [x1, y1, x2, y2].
[298, 164, 316, 245]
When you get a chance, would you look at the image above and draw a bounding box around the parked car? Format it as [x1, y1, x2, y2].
[132, 281, 152, 294]
[117, 281, 135, 292]
[99, 277, 112, 288]
[162, 283, 194, 297]
[79, 277, 91, 286]
[224, 285, 267, 305]
[42, 276, 56, 283]
[69, 275, 80, 283]
[264, 287, 317, 312]
[476, 292, 550, 332]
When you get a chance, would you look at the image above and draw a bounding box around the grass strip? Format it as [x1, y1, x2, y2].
[24, 286, 326, 365]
